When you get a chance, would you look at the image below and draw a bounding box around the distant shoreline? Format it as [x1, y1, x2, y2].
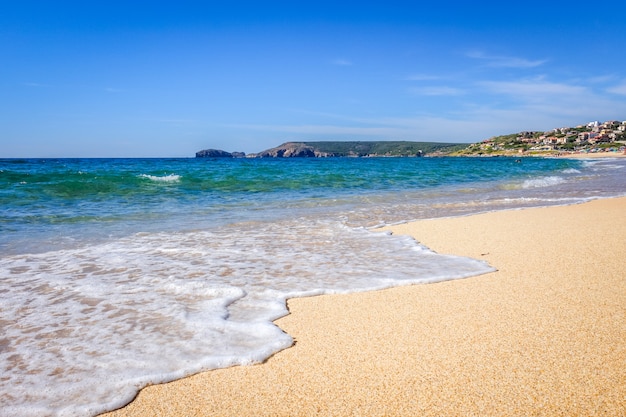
[559, 150, 626, 158]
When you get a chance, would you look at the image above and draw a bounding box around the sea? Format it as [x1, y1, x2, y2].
[1, 156, 625, 416]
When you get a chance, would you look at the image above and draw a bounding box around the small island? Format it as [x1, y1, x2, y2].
[195, 149, 246, 158]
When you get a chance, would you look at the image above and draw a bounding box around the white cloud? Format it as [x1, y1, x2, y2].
[478, 77, 587, 97]
[471, 76, 626, 123]
[588, 74, 617, 84]
[606, 81, 626, 95]
[466, 51, 547, 68]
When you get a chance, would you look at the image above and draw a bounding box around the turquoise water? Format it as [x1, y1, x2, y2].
[1, 156, 625, 416]
[0, 156, 610, 254]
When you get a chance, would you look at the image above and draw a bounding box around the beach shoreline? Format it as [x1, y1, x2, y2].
[102, 196, 626, 416]
[561, 151, 626, 158]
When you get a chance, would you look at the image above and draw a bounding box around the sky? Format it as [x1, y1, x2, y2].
[2, 1, 626, 157]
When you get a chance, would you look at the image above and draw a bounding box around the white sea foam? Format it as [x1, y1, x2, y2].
[0, 219, 494, 417]
[521, 175, 565, 189]
[562, 168, 581, 174]
[138, 173, 181, 182]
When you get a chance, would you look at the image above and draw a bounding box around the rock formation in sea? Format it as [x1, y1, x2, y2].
[251, 142, 335, 158]
[195, 149, 246, 158]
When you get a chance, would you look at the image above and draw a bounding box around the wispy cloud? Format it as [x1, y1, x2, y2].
[606, 81, 626, 95]
[221, 114, 538, 144]
[405, 74, 441, 81]
[478, 77, 587, 97]
[105, 87, 124, 93]
[225, 122, 395, 135]
[221, 97, 626, 145]
[588, 74, 618, 84]
[332, 58, 353, 66]
[409, 86, 465, 96]
[219, 74, 626, 146]
[467, 51, 547, 68]
[469, 75, 626, 127]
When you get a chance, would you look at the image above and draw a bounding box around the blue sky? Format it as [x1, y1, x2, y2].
[3, 1, 626, 157]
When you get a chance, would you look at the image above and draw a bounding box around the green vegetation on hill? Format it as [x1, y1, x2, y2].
[452, 120, 626, 156]
[301, 141, 466, 156]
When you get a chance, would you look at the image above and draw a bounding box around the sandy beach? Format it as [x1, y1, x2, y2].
[561, 151, 626, 158]
[102, 196, 626, 417]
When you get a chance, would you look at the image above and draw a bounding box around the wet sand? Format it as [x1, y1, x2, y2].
[103, 197, 626, 416]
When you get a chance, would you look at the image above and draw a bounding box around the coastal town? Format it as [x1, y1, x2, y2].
[456, 120, 626, 156]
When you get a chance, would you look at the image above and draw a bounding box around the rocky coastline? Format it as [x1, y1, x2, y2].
[195, 141, 462, 158]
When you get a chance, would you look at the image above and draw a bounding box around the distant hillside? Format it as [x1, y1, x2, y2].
[452, 120, 626, 156]
[248, 141, 466, 158]
[306, 141, 465, 156]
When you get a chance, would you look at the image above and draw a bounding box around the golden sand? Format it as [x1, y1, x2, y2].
[102, 197, 626, 416]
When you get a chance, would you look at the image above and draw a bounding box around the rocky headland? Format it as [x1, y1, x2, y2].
[196, 141, 464, 158]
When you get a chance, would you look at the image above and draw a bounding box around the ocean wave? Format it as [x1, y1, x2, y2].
[562, 168, 581, 174]
[522, 176, 566, 189]
[138, 173, 181, 182]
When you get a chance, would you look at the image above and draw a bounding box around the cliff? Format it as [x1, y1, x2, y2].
[249, 141, 465, 158]
[251, 142, 334, 158]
